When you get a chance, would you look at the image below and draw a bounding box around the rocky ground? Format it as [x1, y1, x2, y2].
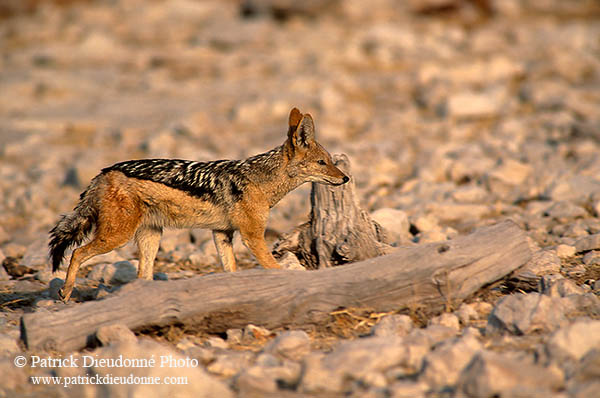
[1, 0, 600, 396]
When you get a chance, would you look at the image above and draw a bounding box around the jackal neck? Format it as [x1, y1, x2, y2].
[240, 145, 303, 208]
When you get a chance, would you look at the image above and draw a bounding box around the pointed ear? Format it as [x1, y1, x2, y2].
[288, 108, 303, 130]
[291, 114, 315, 148]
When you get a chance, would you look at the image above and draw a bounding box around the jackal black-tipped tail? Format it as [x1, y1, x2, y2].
[49, 196, 97, 272]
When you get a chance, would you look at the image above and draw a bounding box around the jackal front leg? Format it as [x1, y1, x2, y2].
[213, 230, 236, 272]
[239, 223, 281, 270]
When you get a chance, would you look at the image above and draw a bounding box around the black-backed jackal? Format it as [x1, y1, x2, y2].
[49, 108, 349, 301]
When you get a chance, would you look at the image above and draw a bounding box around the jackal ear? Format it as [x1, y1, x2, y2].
[288, 107, 303, 130]
[291, 114, 315, 148]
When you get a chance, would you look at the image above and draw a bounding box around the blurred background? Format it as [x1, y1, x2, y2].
[1, 0, 600, 257]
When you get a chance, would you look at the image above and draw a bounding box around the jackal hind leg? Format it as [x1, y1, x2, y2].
[238, 223, 281, 270]
[60, 195, 142, 301]
[213, 230, 236, 272]
[135, 225, 162, 280]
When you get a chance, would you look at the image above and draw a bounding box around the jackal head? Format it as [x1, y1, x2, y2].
[284, 108, 349, 186]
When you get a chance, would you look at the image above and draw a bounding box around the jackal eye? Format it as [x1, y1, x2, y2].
[317, 160, 327, 166]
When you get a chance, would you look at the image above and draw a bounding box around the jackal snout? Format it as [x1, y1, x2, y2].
[285, 108, 349, 186]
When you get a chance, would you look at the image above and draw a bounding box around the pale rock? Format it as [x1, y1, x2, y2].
[457, 350, 564, 397]
[2, 242, 27, 258]
[19, 236, 48, 271]
[412, 214, 439, 233]
[546, 320, 600, 361]
[78, 31, 126, 61]
[417, 229, 448, 243]
[226, 328, 243, 345]
[556, 244, 576, 258]
[487, 293, 568, 335]
[408, 324, 458, 348]
[420, 332, 482, 388]
[455, 303, 479, 326]
[301, 336, 427, 393]
[542, 278, 585, 298]
[451, 185, 488, 203]
[515, 249, 561, 279]
[0, 358, 27, 394]
[570, 349, 600, 385]
[427, 312, 460, 331]
[204, 336, 228, 349]
[0, 226, 9, 245]
[370, 208, 410, 243]
[371, 314, 413, 338]
[206, 351, 253, 377]
[544, 201, 588, 221]
[88, 261, 138, 285]
[388, 381, 429, 398]
[263, 330, 311, 360]
[278, 251, 305, 270]
[582, 250, 600, 265]
[90, 339, 233, 398]
[185, 346, 216, 366]
[545, 175, 600, 204]
[160, 229, 191, 253]
[568, 381, 600, 398]
[244, 324, 273, 340]
[472, 301, 494, 319]
[96, 324, 138, 346]
[425, 202, 489, 222]
[35, 269, 65, 284]
[0, 333, 20, 356]
[187, 251, 211, 267]
[447, 88, 506, 119]
[236, 359, 302, 393]
[575, 233, 600, 253]
[485, 158, 532, 198]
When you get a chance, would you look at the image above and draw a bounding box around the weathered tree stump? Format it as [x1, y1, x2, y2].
[21, 220, 531, 352]
[274, 154, 393, 269]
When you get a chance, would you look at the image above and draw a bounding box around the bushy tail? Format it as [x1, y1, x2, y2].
[49, 189, 97, 272]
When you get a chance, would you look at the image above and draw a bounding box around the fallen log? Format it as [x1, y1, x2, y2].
[22, 220, 531, 352]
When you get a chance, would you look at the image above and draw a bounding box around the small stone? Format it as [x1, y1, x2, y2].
[575, 233, 600, 253]
[153, 272, 168, 281]
[2, 243, 26, 258]
[88, 261, 138, 285]
[263, 330, 311, 361]
[370, 208, 410, 244]
[487, 293, 568, 335]
[279, 251, 305, 270]
[542, 278, 585, 298]
[447, 88, 505, 119]
[457, 350, 564, 397]
[244, 324, 273, 340]
[546, 320, 600, 361]
[371, 314, 413, 338]
[206, 351, 253, 377]
[583, 251, 600, 265]
[35, 269, 65, 284]
[428, 313, 460, 331]
[455, 303, 479, 325]
[48, 277, 65, 300]
[517, 249, 561, 277]
[204, 336, 228, 350]
[420, 332, 482, 388]
[226, 328, 243, 345]
[556, 244, 576, 258]
[0, 333, 20, 356]
[96, 324, 137, 346]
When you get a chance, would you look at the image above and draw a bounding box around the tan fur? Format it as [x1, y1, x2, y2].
[54, 108, 348, 301]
